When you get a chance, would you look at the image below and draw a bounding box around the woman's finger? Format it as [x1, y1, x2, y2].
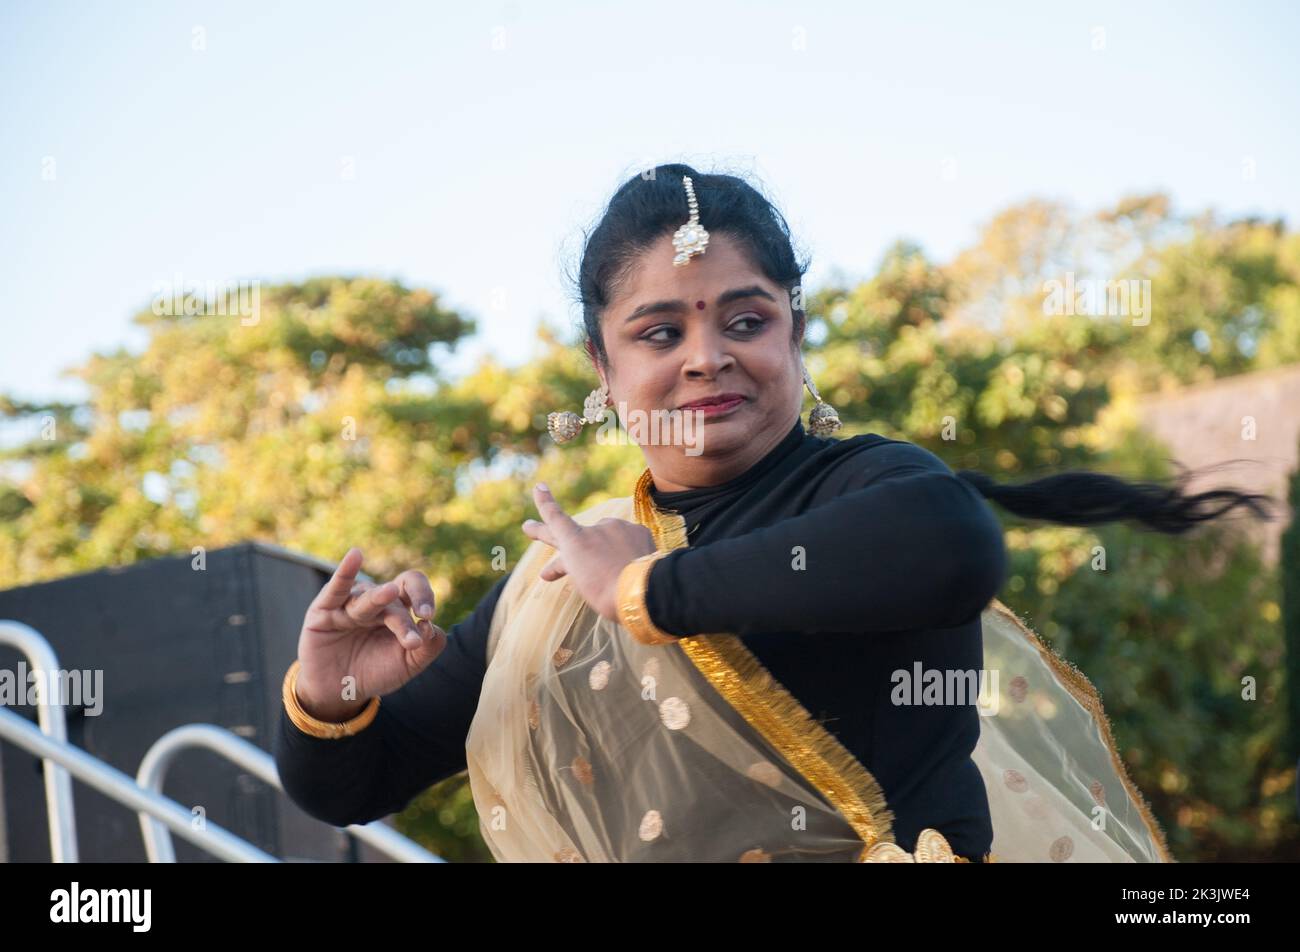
[393, 569, 437, 620]
[380, 605, 432, 647]
[538, 555, 567, 581]
[521, 518, 559, 549]
[344, 580, 400, 626]
[314, 547, 364, 611]
[532, 483, 582, 544]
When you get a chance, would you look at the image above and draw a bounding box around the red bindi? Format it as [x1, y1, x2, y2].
[695, 300, 706, 309]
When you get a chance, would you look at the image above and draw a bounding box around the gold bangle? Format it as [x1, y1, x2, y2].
[616, 551, 679, 646]
[282, 659, 380, 739]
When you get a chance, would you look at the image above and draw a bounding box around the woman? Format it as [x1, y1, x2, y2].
[275, 165, 1274, 863]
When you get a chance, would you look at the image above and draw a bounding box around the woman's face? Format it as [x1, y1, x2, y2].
[592, 231, 805, 491]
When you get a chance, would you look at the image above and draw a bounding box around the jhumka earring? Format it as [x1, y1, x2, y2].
[802, 360, 842, 436]
[546, 381, 611, 444]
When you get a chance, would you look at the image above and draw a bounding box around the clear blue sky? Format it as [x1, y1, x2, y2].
[3, 0, 1297, 407]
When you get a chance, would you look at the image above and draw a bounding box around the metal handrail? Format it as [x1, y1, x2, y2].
[137, 723, 443, 863]
[0, 620, 79, 862]
[0, 705, 276, 861]
[1, 619, 443, 863]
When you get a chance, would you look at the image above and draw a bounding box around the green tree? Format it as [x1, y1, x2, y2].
[1282, 444, 1300, 766]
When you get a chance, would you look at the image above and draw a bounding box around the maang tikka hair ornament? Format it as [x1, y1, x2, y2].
[545, 174, 842, 442]
[671, 175, 710, 266]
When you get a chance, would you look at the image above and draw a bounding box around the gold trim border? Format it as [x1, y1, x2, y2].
[632, 468, 895, 854]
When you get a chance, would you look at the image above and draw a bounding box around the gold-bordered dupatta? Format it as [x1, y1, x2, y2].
[464, 471, 1172, 863]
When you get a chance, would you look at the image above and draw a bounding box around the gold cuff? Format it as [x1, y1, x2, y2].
[282, 659, 380, 739]
[616, 551, 679, 646]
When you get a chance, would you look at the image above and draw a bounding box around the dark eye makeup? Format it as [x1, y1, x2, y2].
[640, 314, 767, 345]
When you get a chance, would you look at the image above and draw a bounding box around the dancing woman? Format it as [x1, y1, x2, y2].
[276, 165, 1274, 862]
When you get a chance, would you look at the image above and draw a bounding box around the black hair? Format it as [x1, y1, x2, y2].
[957, 463, 1276, 534]
[572, 163, 1279, 535]
[574, 163, 809, 367]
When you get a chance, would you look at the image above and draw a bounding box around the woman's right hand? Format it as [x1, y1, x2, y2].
[293, 547, 448, 723]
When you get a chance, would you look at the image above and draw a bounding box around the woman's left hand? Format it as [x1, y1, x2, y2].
[521, 483, 658, 621]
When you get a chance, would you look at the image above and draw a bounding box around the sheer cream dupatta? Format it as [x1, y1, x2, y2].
[974, 603, 1172, 862]
[464, 485, 887, 863]
[464, 473, 1173, 863]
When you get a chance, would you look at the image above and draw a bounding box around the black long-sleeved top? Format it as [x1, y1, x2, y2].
[274, 418, 1008, 859]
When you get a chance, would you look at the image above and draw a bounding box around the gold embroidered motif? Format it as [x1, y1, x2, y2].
[657, 696, 691, 730]
[588, 660, 612, 691]
[1049, 835, 1074, 863]
[1089, 780, 1107, 806]
[638, 810, 664, 842]
[571, 755, 594, 786]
